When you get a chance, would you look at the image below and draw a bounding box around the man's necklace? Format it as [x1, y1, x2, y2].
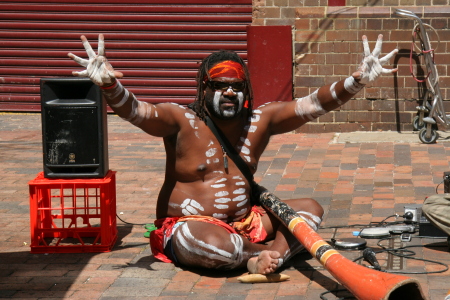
[221, 145, 229, 170]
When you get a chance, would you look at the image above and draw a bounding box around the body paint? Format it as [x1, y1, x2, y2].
[294, 90, 327, 121]
[344, 76, 365, 94]
[174, 223, 246, 269]
[329, 82, 343, 105]
[180, 198, 205, 216]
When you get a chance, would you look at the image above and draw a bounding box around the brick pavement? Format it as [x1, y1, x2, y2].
[1, 113, 450, 300]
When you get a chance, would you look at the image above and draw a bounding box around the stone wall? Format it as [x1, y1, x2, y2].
[252, 1, 450, 132]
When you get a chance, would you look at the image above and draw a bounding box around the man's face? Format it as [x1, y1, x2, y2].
[204, 77, 247, 120]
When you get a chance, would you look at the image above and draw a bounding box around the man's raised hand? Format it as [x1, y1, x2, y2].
[68, 34, 123, 86]
[352, 34, 398, 84]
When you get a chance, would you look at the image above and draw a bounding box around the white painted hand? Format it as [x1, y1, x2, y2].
[68, 34, 123, 86]
[352, 34, 398, 84]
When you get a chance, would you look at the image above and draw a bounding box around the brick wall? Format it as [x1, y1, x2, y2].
[252, 2, 450, 132]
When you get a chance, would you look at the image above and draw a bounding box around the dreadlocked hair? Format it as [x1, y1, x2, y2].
[188, 50, 254, 121]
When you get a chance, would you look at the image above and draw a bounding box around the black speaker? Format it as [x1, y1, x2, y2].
[40, 78, 109, 178]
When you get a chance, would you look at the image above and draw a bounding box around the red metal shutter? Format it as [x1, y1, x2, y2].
[0, 0, 252, 111]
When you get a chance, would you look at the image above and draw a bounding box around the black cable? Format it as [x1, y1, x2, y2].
[350, 236, 448, 275]
[320, 289, 356, 300]
[116, 213, 148, 226]
[436, 179, 444, 194]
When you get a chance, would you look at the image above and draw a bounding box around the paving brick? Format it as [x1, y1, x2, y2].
[3, 114, 450, 299]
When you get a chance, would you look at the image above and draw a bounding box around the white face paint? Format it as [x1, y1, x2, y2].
[208, 89, 244, 120]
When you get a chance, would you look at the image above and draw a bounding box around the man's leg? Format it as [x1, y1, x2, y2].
[171, 197, 323, 274]
[247, 197, 324, 274]
[171, 220, 274, 270]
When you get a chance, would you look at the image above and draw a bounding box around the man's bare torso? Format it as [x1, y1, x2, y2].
[156, 104, 270, 222]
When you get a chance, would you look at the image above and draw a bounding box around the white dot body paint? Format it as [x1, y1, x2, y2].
[215, 198, 231, 203]
[185, 112, 195, 119]
[213, 213, 228, 219]
[215, 178, 227, 183]
[232, 195, 246, 202]
[189, 120, 197, 129]
[240, 146, 250, 155]
[211, 184, 226, 188]
[214, 204, 229, 209]
[244, 156, 251, 162]
[215, 191, 229, 197]
[235, 181, 245, 186]
[206, 148, 217, 158]
[180, 198, 205, 216]
[251, 114, 260, 122]
[236, 200, 248, 207]
[235, 208, 248, 217]
[241, 137, 251, 146]
[233, 188, 246, 194]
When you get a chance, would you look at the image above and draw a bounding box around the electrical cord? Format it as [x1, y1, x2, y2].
[348, 236, 448, 275]
[320, 289, 356, 300]
[116, 213, 148, 226]
[436, 179, 444, 194]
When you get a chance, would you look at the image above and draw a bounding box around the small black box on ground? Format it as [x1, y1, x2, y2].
[40, 78, 108, 178]
[419, 215, 448, 237]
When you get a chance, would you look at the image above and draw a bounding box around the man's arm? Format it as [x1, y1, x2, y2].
[68, 34, 180, 137]
[267, 34, 398, 135]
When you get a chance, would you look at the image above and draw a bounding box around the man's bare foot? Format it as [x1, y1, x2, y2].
[247, 250, 281, 274]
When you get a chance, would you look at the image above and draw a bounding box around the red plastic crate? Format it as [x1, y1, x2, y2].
[29, 171, 117, 253]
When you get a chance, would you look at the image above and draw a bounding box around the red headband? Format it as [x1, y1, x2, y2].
[208, 60, 246, 80]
